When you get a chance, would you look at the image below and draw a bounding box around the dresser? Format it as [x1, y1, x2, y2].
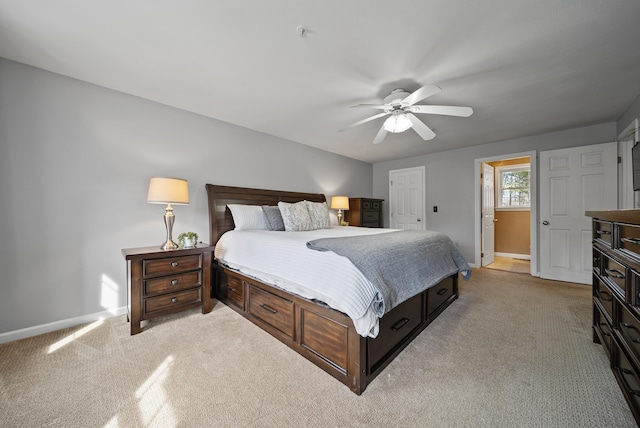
[587, 210, 640, 425]
[347, 198, 384, 228]
[122, 244, 214, 334]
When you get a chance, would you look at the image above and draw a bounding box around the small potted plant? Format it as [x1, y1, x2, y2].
[177, 231, 198, 249]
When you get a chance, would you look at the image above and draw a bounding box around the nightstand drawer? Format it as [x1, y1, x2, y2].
[602, 254, 627, 298]
[620, 223, 640, 263]
[594, 220, 613, 247]
[144, 288, 202, 315]
[143, 254, 202, 278]
[594, 305, 613, 358]
[248, 284, 294, 338]
[619, 303, 640, 368]
[595, 278, 615, 322]
[363, 211, 380, 223]
[144, 270, 202, 295]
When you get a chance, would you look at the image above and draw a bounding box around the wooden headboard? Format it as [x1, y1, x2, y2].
[205, 184, 327, 244]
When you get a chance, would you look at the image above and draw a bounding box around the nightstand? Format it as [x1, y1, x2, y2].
[122, 244, 214, 335]
[346, 198, 384, 227]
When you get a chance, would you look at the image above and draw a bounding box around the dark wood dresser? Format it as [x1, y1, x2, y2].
[347, 198, 384, 227]
[588, 209, 640, 424]
[122, 244, 214, 334]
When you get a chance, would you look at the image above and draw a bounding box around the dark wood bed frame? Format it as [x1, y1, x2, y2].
[206, 184, 459, 394]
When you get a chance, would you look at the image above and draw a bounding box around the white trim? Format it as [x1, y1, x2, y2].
[495, 252, 531, 260]
[0, 307, 127, 344]
[495, 163, 531, 209]
[474, 150, 538, 277]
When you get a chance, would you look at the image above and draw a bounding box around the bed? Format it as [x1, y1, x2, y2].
[206, 184, 468, 394]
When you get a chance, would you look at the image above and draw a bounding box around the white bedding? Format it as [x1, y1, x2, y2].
[214, 226, 397, 337]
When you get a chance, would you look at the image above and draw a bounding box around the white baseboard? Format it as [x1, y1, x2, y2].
[495, 252, 531, 260]
[0, 307, 127, 344]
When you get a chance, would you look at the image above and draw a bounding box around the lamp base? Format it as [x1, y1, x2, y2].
[160, 240, 179, 251]
[160, 203, 179, 251]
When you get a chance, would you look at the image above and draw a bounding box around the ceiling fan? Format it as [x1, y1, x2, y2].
[344, 85, 473, 144]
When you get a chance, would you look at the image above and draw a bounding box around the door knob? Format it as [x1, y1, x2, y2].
[417, 218, 421, 222]
[542, 221, 549, 225]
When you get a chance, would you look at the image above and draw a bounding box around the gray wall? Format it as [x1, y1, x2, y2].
[0, 58, 372, 335]
[372, 123, 617, 265]
[618, 93, 640, 135]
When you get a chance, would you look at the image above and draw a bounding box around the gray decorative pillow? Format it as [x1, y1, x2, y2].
[261, 205, 285, 231]
[278, 201, 314, 231]
[305, 200, 331, 229]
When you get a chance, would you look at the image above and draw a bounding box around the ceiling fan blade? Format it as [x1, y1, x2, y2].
[409, 105, 473, 117]
[340, 112, 389, 131]
[406, 113, 436, 140]
[350, 103, 388, 110]
[402, 85, 441, 106]
[372, 125, 388, 144]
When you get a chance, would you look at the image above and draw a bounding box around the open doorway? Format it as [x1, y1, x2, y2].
[474, 151, 538, 276]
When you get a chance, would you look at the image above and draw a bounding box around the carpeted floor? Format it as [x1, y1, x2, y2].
[0, 269, 636, 427]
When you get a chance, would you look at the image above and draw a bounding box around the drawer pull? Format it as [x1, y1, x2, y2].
[171, 279, 178, 285]
[618, 367, 640, 396]
[171, 297, 178, 303]
[596, 289, 612, 302]
[604, 268, 625, 279]
[621, 323, 640, 343]
[171, 261, 179, 267]
[436, 288, 448, 296]
[391, 318, 410, 331]
[259, 303, 277, 314]
[597, 230, 611, 235]
[228, 287, 236, 293]
[622, 237, 640, 245]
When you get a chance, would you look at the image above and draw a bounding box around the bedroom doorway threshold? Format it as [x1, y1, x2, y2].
[483, 256, 531, 274]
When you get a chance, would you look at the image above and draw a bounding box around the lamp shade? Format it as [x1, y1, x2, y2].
[331, 196, 349, 210]
[383, 112, 412, 133]
[147, 177, 189, 205]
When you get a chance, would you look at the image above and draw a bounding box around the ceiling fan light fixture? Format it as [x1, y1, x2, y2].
[383, 112, 412, 133]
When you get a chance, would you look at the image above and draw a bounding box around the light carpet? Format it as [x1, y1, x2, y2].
[0, 268, 636, 427]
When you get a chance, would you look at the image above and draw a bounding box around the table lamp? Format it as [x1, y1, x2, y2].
[147, 177, 189, 250]
[331, 196, 349, 225]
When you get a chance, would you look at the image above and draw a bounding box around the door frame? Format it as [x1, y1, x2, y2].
[474, 150, 538, 276]
[389, 166, 426, 229]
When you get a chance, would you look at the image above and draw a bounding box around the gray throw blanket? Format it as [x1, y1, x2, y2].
[307, 230, 471, 314]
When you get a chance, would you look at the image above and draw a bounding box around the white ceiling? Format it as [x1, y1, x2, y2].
[1, 1, 640, 163]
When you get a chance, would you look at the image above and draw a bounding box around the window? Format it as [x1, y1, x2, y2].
[496, 164, 530, 209]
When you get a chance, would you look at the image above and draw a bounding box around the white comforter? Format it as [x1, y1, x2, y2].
[215, 226, 397, 337]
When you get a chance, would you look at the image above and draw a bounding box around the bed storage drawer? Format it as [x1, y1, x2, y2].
[369, 294, 423, 369]
[427, 276, 455, 319]
[144, 288, 202, 315]
[143, 254, 202, 277]
[218, 271, 244, 310]
[248, 284, 294, 338]
[144, 271, 201, 295]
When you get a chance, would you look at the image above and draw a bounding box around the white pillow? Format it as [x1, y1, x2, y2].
[227, 204, 269, 230]
[278, 201, 314, 231]
[305, 200, 331, 229]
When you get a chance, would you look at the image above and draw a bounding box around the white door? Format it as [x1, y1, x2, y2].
[389, 167, 425, 230]
[482, 163, 495, 266]
[540, 142, 617, 284]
